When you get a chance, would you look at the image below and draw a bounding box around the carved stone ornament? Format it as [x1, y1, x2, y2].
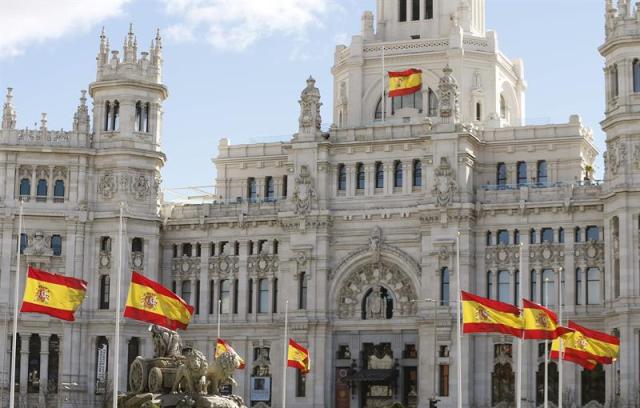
[634, 144, 640, 169]
[208, 255, 239, 278]
[574, 241, 605, 268]
[432, 157, 458, 207]
[247, 254, 279, 278]
[24, 231, 53, 257]
[132, 174, 151, 201]
[130, 252, 144, 271]
[98, 172, 117, 200]
[337, 262, 417, 319]
[293, 165, 316, 215]
[485, 244, 520, 269]
[369, 226, 383, 262]
[605, 140, 627, 176]
[438, 65, 460, 121]
[172, 256, 202, 277]
[299, 76, 322, 131]
[528, 243, 564, 267]
[295, 251, 309, 266]
[99, 251, 111, 269]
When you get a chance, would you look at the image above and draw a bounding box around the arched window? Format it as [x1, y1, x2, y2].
[393, 161, 403, 188]
[20, 233, 28, 254]
[425, 0, 433, 19]
[536, 160, 548, 185]
[265, 176, 275, 201]
[19, 178, 31, 197]
[258, 278, 269, 313]
[428, 88, 438, 116]
[219, 279, 231, 313]
[182, 281, 192, 304]
[586, 226, 599, 241]
[399, 0, 407, 22]
[581, 364, 605, 405]
[51, 235, 62, 256]
[575, 268, 583, 305]
[574, 227, 582, 243]
[111, 100, 120, 131]
[337, 164, 346, 191]
[132, 237, 143, 253]
[182, 243, 192, 257]
[143, 103, 150, 132]
[492, 362, 515, 406]
[36, 179, 47, 201]
[411, 0, 419, 20]
[487, 271, 493, 298]
[475, 102, 482, 121]
[100, 237, 112, 252]
[95, 337, 109, 393]
[247, 178, 257, 201]
[634, 59, 640, 93]
[611, 64, 619, 98]
[541, 228, 554, 243]
[375, 162, 384, 189]
[299, 272, 308, 310]
[135, 102, 142, 132]
[440, 267, 450, 305]
[536, 362, 558, 406]
[516, 161, 527, 186]
[104, 101, 111, 131]
[374, 97, 384, 120]
[530, 228, 536, 244]
[99, 275, 110, 309]
[28, 334, 41, 393]
[362, 286, 393, 319]
[392, 91, 422, 114]
[413, 160, 422, 187]
[498, 271, 510, 303]
[486, 231, 492, 246]
[356, 163, 365, 190]
[514, 270, 520, 305]
[530, 270, 537, 302]
[135, 101, 150, 132]
[542, 269, 555, 306]
[513, 230, 520, 245]
[500, 94, 507, 119]
[497, 230, 509, 245]
[586, 268, 600, 305]
[497, 163, 507, 186]
[53, 180, 64, 202]
[558, 227, 565, 243]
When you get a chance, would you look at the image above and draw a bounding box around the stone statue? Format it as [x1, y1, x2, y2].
[366, 286, 387, 320]
[121, 325, 246, 408]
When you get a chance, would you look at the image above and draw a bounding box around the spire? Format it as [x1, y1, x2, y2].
[123, 23, 137, 63]
[2, 87, 17, 130]
[297, 76, 322, 141]
[73, 90, 90, 132]
[97, 27, 110, 66]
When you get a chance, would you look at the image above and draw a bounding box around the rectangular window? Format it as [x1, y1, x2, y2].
[440, 267, 450, 306]
[497, 271, 510, 303]
[514, 270, 520, 306]
[439, 364, 450, 396]
[587, 268, 600, 305]
[248, 279, 253, 314]
[282, 175, 288, 198]
[497, 163, 507, 186]
[411, 0, 420, 20]
[558, 228, 565, 243]
[541, 228, 554, 243]
[517, 161, 528, 186]
[530, 229, 537, 244]
[296, 369, 306, 397]
[586, 226, 600, 241]
[425, 0, 433, 19]
[575, 269, 583, 305]
[195, 280, 200, 315]
[497, 230, 509, 245]
[272, 278, 278, 313]
[209, 280, 215, 314]
[530, 271, 537, 302]
[299, 272, 308, 310]
[399, 0, 407, 22]
[514, 230, 520, 245]
[487, 271, 493, 299]
[258, 279, 269, 313]
[220, 279, 231, 313]
[233, 279, 239, 314]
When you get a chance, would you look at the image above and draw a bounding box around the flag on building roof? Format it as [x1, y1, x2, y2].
[215, 339, 246, 369]
[522, 299, 569, 340]
[287, 339, 310, 374]
[388, 68, 422, 97]
[20, 266, 87, 321]
[462, 291, 523, 337]
[124, 271, 194, 330]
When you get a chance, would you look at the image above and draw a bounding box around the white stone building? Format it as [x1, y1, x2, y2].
[0, 1, 639, 407]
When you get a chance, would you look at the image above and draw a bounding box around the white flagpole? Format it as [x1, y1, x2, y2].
[516, 243, 523, 408]
[381, 45, 386, 123]
[9, 200, 23, 408]
[558, 267, 564, 408]
[456, 231, 462, 408]
[217, 299, 222, 340]
[544, 277, 550, 408]
[282, 300, 289, 408]
[113, 203, 124, 408]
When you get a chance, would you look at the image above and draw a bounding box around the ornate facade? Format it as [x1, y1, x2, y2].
[1, 1, 639, 408]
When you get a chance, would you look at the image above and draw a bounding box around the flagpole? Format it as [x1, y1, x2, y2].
[558, 267, 564, 408]
[217, 299, 222, 340]
[282, 300, 289, 408]
[9, 199, 23, 408]
[113, 203, 124, 408]
[381, 44, 385, 123]
[544, 277, 550, 408]
[516, 243, 523, 408]
[456, 231, 462, 408]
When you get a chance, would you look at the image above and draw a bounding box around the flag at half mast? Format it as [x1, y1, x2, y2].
[462, 291, 523, 337]
[124, 271, 194, 330]
[388, 68, 422, 97]
[20, 266, 87, 321]
[522, 299, 568, 339]
[287, 339, 310, 374]
[550, 329, 598, 370]
[215, 339, 246, 369]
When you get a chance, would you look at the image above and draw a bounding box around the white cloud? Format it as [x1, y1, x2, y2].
[0, 0, 131, 58]
[161, 0, 337, 50]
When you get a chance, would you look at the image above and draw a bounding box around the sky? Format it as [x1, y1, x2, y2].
[0, 0, 607, 191]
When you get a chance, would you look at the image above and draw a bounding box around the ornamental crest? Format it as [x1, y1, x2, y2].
[299, 76, 322, 131]
[605, 140, 627, 176]
[474, 305, 490, 322]
[438, 65, 460, 121]
[24, 231, 53, 257]
[634, 144, 640, 169]
[535, 313, 550, 329]
[575, 335, 589, 351]
[99, 172, 117, 200]
[433, 157, 458, 207]
[35, 285, 50, 304]
[132, 174, 151, 201]
[141, 292, 158, 310]
[293, 165, 316, 215]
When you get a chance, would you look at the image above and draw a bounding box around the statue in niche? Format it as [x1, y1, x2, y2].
[365, 286, 388, 320]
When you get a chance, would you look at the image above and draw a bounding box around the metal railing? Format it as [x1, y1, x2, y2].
[480, 180, 602, 191]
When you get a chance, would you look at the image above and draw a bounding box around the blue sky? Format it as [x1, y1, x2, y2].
[0, 0, 606, 190]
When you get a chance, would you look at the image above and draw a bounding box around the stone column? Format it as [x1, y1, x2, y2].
[199, 243, 209, 323]
[19, 335, 28, 395]
[40, 335, 49, 402]
[384, 162, 393, 195]
[403, 161, 411, 194]
[346, 165, 354, 197]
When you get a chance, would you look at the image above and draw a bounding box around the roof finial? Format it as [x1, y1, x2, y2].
[129, 23, 134, 36]
[2, 87, 17, 130]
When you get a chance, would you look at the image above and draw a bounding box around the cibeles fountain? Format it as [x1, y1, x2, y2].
[117, 325, 246, 408]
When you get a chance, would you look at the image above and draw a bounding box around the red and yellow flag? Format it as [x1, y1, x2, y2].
[550, 330, 598, 370]
[462, 291, 523, 337]
[20, 266, 87, 321]
[124, 272, 194, 330]
[388, 68, 422, 97]
[522, 299, 568, 339]
[287, 339, 310, 374]
[215, 339, 246, 369]
[563, 321, 620, 364]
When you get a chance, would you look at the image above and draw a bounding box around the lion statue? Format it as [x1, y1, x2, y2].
[206, 351, 243, 395]
[171, 348, 209, 395]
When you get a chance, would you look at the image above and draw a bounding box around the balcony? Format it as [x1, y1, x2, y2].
[478, 181, 602, 206]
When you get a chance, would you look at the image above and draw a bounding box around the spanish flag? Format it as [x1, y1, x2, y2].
[563, 321, 620, 364]
[215, 339, 246, 369]
[388, 68, 422, 97]
[124, 272, 194, 330]
[522, 299, 567, 339]
[20, 266, 87, 321]
[462, 291, 523, 337]
[287, 339, 310, 374]
[550, 330, 598, 370]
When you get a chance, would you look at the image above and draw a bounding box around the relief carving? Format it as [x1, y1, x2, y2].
[605, 140, 627, 176]
[247, 254, 279, 278]
[293, 165, 316, 215]
[98, 172, 117, 200]
[433, 157, 458, 207]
